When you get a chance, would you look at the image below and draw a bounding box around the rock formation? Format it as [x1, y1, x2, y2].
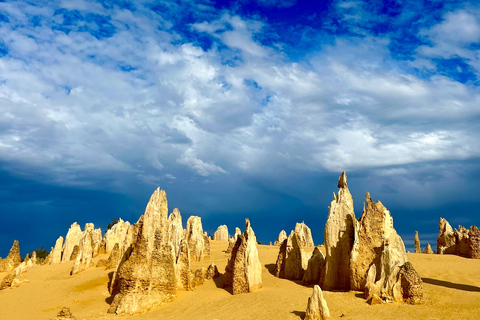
[467, 226, 480, 259]
[108, 188, 176, 315]
[175, 239, 193, 291]
[206, 262, 220, 280]
[414, 231, 421, 254]
[168, 208, 183, 258]
[102, 218, 131, 254]
[0, 273, 15, 290]
[226, 227, 242, 253]
[302, 246, 326, 286]
[0, 240, 21, 272]
[437, 218, 455, 254]
[105, 243, 121, 270]
[31, 251, 37, 265]
[284, 232, 308, 280]
[350, 192, 406, 291]
[396, 262, 424, 304]
[423, 243, 434, 254]
[454, 225, 469, 257]
[185, 216, 210, 261]
[70, 224, 96, 275]
[54, 307, 75, 320]
[305, 285, 330, 320]
[92, 227, 103, 256]
[224, 219, 262, 294]
[61, 222, 83, 262]
[214, 225, 229, 241]
[51, 236, 64, 264]
[323, 171, 355, 290]
[274, 237, 289, 278]
[274, 230, 288, 246]
[295, 222, 314, 247]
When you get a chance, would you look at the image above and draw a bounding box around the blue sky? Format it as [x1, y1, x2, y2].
[1, 0, 480, 255]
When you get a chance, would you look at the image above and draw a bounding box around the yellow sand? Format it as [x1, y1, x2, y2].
[1, 241, 480, 320]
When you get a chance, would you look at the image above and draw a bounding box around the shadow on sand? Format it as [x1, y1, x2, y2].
[291, 310, 305, 319]
[422, 278, 480, 292]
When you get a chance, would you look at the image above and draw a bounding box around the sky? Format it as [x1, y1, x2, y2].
[1, 0, 480, 256]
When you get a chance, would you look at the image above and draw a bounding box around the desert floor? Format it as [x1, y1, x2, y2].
[1, 241, 480, 320]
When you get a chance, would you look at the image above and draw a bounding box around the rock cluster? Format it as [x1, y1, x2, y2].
[437, 218, 456, 254]
[185, 216, 210, 262]
[274, 231, 309, 280]
[0, 240, 21, 272]
[294, 222, 314, 247]
[414, 231, 421, 254]
[436, 218, 480, 259]
[71, 224, 97, 275]
[214, 225, 229, 241]
[305, 285, 330, 320]
[323, 171, 355, 290]
[224, 219, 262, 295]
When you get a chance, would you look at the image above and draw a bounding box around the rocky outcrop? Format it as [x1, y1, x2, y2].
[454, 226, 469, 257]
[108, 188, 176, 315]
[214, 225, 229, 241]
[0, 240, 21, 272]
[224, 219, 262, 295]
[206, 262, 220, 280]
[51, 236, 64, 264]
[437, 218, 455, 254]
[168, 208, 183, 258]
[61, 222, 83, 262]
[31, 251, 37, 265]
[396, 262, 424, 304]
[102, 219, 131, 255]
[226, 227, 242, 253]
[70, 224, 96, 275]
[0, 273, 15, 290]
[274, 237, 289, 278]
[305, 285, 330, 320]
[92, 227, 102, 256]
[285, 232, 308, 280]
[467, 226, 480, 259]
[175, 239, 193, 291]
[105, 243, 121, 270]
[423, 243, 434, 254]
[274, 230, 287, 246]
[295, 222, 314, 247]
[185, 216, 210, 262]
[302, 246, 326, 286]
[414, 231, 421, 254]
[54, 307, 75, 319]
[350, 192, 406, 291]
[323, 171, 355, 291]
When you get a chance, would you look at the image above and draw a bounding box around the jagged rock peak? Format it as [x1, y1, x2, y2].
[337, 170, 347, 188]
[305, 285, 330, 320]
[294, 222, 314, 247]
[274, 230, 287, 246]
[0, 240, 21, 272]
[62, 222, 83, 262]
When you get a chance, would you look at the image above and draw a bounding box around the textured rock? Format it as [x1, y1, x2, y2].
[92, 227, 103, 257]
[214, 225, 229, 241]
[367, 294, 383, 305]
[295, 223, 314, 247]
[305, 285, 330, 320]
[192, 268, 206, 287]
[0, 273, 15, 290]
[61, 222, 83, 262]
[0, 240, 21, 272]
[168, 208, 183, 258]
[108, 188, 176, 315]
[414, 231, 421, 254]
[70, 224, 96, 275]
[96, 259, 107, 268]
[206, 262, 220, 280]
[454, 225, 469, 257]
[234, 227, 241, 239]
[274, 238, 288, 278]
[102, 219, 131, 255]
[376, 235, 407, 303]
[437, 218, 456, 254]
[51, 236, 64, 264]
[364, 281, 380, 300]
[365, 264, 377, 286]
[31, 251, 37, 265]
[467, 226, 480, 259]
[186, 216, 210, 262]
[423, 243, 434, 254]
[350, 192, 405, 291]
[105, 243, 121, 270]
[302, 246, 326, 286]
[224, 219, 262, 294]
[284, 232, 308, 280]
[274, 230, 288, 246]
[397, 262, 424, 305]
[175, 239, 193, 291]
[323, 171, 355, 290]
[54, 307, 75, 319]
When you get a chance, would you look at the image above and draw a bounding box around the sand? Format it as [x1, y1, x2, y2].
[1, 241, 480, 320]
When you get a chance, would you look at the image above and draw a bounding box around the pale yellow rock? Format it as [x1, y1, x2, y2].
[305, 285, 330, 320]
[61, 222, 83, 262]
[302, 246, 325, 286]
[186, 216, 210, 261]
[0, 241, 21, 272]
[214, 225, 229, 241]
[437, 217, 455, 254]
[284, 232, 307, 280]
[323, 171, 355, 290]
[102, 218, 131, 254]
[295, 222, 314, 247]
[168, 208, 183, 258]
[50, 236, 64, 265]
[70, 224, 95, 275]
[274, 230, 287, 246]
[414, 231, 421, 254]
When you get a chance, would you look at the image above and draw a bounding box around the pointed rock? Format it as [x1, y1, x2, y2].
[168, 208, 183, 258]
[206, 262, 220, 280]
[414, 231, 421, 254]
[295, 223, 314, 247]
[175, 239, 193, 291]
[224, 219, 262, 294]
[61, 222, 83, 262]
[437, 218, 455, 254]
[323, 171, 355, 290]
[274, 237, 288, 278]
[214, 225, 229, 241]
[70, 245, 79, 261]
[51, 236, 64, 264]
[285, 232, 308, 280]
[71, 223, 96, 275]
[274, 230, 287, 246]
[0, 273, 16, 290]
[302, 247, 326, 286]
[226, 228, 242, 253]
[105, 243, 121, 270]
[454, 225, 469, 257]
[467, 226, 480, 259]
[108, 188, 176, 315]
[186, 216, 210, 262]
[0, 240, 21, 272]
[423, 243, 434, 254]
[397, 261, 424, 305]
[31, 251, 37, 265]
[102, 219, 131, 255]
[350, 192, 406, 291]
[305, 285, 330, 320]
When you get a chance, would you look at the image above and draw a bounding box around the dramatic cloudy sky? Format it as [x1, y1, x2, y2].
[1, 0, 479, 255]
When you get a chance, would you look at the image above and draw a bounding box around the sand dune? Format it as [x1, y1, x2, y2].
[1, 241, 479, 320]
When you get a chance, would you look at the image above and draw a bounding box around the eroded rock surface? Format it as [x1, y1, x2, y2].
[71, 224, 96, 275]
[437, 218, 455, 254]
[186, 216, 210, 262]
[302, 247, 326, 286]
[274, 230, 287, 246]
[168, 208, 183, 258]
[214, 225, 229, 241]
[414, 231, 421, 254]
[62, 223, 83, 262]
[51, 236, 64, 265]
[105, 243, 121, 270]
[295, 222, 314, 247]
[0, 240, 21, 272]
[102, 219, 131, 254]
[305, 285, 330, 320]
[323, 171, 355, 290]
[423, 243, 434, 254]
